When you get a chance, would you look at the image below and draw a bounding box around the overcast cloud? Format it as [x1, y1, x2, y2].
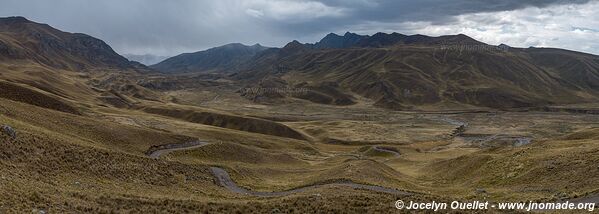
[0, 0, 597, 56]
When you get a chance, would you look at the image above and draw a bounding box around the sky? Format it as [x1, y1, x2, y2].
[1, 0, 598, 57]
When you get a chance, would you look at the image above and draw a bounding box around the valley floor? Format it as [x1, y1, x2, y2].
[1, 89, 599, 213]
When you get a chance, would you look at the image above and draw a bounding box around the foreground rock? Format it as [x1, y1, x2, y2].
[1, 124, 16, 140]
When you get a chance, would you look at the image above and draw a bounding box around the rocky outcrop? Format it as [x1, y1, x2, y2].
[1, 124, 16, 140]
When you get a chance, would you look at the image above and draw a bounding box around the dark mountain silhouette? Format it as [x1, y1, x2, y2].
[5, 16, 594, 111]
[123, 54, 169, 66]
[0, 16, 135, 70]
[151, 43, 268, 73]
[229, 32, 599, 110]
[313, 32, 367, 49]
[308, 32, 484, 49]
[0, 16, 158, 114]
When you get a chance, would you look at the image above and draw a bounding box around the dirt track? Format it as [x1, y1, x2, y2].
[209, 167, 410, 197]
[148, 141, 412, 197]
[372, 146, 401, 157]
[147, 140, 209, 158]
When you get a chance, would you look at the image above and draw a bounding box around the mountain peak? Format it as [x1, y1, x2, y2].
[455, 33, 476, 41]
[311, 31, 486, 49]
[215, 43, 243, 50]
[284, 40, 303, 48]
[0, 16, 133, 70]
[320, 33, 342, 41]
[434, 34, 484, 45]
[0, 16, 45, 29]
[314, 32, 367, 49]
[344, 32, 357, 36]
[0, 16, 30, 24]
[152, 42, 269, 73]
[279, 40, 308, 55]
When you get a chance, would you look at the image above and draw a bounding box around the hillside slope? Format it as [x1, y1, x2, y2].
[152, 43, 268, 73]
[230, 33, 599, 110]
[0, 16, 136, 70]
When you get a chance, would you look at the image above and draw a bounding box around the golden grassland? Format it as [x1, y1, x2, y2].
[0, 99, 421, 213]
[0, 65, 598, 213]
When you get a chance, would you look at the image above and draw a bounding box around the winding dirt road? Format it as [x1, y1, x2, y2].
[372, 146, 401, 157]
[148, 141, 412, 197]
[147, 140, 209, 158]
[209, 167, 409, 197]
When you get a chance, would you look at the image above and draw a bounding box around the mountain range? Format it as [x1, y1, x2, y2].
[151, 43, 268, 73]
[311, 31, 483, 49]
[151, 31, 599, 109]
[123, 53, 169, 66]
[0, 17, 158, 113]
[0, 16, 136, 70]
[2, 16, 598, 110]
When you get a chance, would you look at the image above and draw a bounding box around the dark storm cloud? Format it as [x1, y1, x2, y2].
[0, 0, 595, 56]
[0, 0, 278, 55]
[351, 0, 592, 22]
[273, 0, 593, 35]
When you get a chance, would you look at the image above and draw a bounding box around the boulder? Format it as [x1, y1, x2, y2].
[1, 125, 16, 140]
